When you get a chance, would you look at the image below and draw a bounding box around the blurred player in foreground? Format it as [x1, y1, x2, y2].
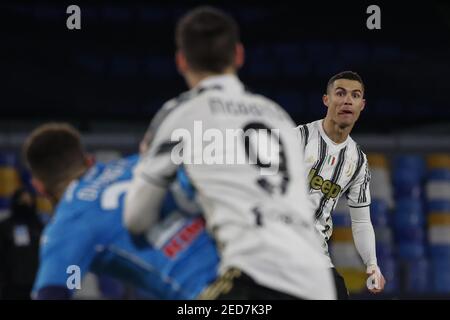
[124, 6, 335, 299]
[296, 71, 386, 299]
[23, 123, 219, 299]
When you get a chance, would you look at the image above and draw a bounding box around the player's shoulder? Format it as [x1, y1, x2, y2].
[345, 137, 369, 169]
[347, 136, 367, 156]
[151, 89, 198, 125]
[56, 158, 130, 215]
[153, 88, 216, 127]
[295, 120, 320, 143]
[164, 86, 220, 109]
[162, 89, 197, 111]
[295, 120, 319, 131]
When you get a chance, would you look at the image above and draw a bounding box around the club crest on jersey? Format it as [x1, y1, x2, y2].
[308, 168, 341, 200]
[345, 162, 355, 177]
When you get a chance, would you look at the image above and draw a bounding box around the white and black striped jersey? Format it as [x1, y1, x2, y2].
[296, 120, 371, 262]
[134, 75, 335, 299]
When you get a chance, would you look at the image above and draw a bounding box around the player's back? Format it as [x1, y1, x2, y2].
[151, 75, 335, 299]
[34, 155, 219, 299]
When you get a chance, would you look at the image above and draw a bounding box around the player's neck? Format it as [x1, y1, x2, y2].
[50, 165, 91, 205]
[322, 117, 353, 144]
[185, 67, 236, 89]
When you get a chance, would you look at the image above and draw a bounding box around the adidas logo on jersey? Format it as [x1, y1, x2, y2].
[308, 168, 342, 200]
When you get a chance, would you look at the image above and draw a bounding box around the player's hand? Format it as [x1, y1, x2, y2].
[366, 264, 385, 293]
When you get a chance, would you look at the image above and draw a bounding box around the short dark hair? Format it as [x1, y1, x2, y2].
[326, 71, 365, 93]
[175, 6, 240, 73]
[23, 123, 86, 193]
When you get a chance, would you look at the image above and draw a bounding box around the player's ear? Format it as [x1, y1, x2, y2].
[234, 43, 245, 69]
[175, 50, 188, 74]
[322, 94, 329, 108]
[139, 131, 152, 156]
[361, 98, 366, 111]
[85, 154, 95, 168]
[31, 177, 47, 198]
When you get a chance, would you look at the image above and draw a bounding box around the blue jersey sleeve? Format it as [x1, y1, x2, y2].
[32, 211, 99, 297]
[176, 168, 196, 200]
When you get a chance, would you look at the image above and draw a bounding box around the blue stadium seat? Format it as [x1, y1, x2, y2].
[402, 258, 431, 293]
[393, 155, 426, 178]
[0, 197, 10, 211]
[394, 198, 425, 227]
[376, 241, 394, 259]
[394, 198, 425, 247]
[427, 200, 450, 212]
[397, 243, 426, 260]
[393, 155, 425, 199]
[431, 259, 450, 293]
[0, 152, 17, 167]
[429, 245, 450, 259]
[428, 168, 450, 181]
[370, 199, 390, 227]
[395, 228, 425, 243]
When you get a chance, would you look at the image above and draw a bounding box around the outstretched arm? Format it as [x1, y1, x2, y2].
[349, 206, 385, 293]
[124, 174, 167, 234]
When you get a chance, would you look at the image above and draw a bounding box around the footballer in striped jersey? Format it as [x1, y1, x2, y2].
[297, 71, 386, 299]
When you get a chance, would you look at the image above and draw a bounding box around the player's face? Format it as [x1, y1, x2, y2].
[323, 79, 365, 128]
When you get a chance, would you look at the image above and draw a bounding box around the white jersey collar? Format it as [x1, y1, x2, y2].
[195, 74, 244, 93]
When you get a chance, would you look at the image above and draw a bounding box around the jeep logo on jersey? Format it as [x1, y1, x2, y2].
[308, 168, 341, 199]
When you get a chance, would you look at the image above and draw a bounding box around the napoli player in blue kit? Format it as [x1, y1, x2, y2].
[22, 122, 219, 299]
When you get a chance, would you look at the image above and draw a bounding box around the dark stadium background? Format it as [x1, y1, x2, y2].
[1, 1, 450, 299]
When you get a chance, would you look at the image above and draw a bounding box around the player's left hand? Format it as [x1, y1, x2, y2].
[366, 264, 386, 293]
